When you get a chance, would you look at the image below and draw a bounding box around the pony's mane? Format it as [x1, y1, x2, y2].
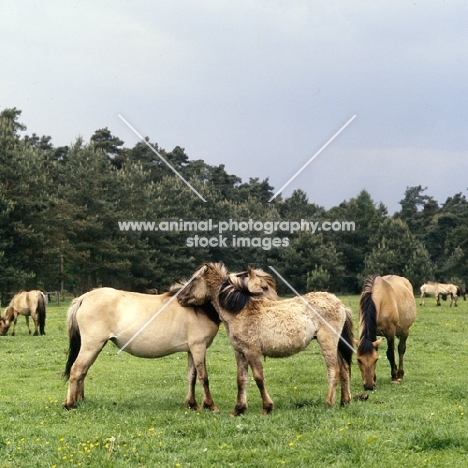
[218, 276, 259, 314]
[235, 268, 277, 292]
[358, 275, 378, 355]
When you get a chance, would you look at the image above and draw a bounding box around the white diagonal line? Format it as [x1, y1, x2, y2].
[268, 115, 356, 202]
[117, 266, 206, 354]
[118, 114, 207, 202]
[268, 266, 355, 353]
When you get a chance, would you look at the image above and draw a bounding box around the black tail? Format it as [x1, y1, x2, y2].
[338, 307, 354, 369]
[37, 293, 46, 335]
[64, 299, 82, 381]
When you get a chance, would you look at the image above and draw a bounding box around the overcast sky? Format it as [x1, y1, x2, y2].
[2, 0, 467, 213]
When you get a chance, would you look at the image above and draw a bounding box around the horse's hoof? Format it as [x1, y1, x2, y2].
[204, 404, 219, 413]
[391, 379, 400, 385]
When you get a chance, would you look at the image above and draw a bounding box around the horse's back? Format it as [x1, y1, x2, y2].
[70, 287, 218, 357]
[377, 275, 416, 332]
[10, 290, 44, 312]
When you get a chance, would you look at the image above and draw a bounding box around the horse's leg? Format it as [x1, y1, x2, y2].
[245, 352, 274, 416]
[385, 335, 398, 383]
[419, 292, 424, 306]
[30, 310, 39, 336]
[396, 334, 409, 380]
[12, 314, 18, 336]
[338, 353, 351, 406]
[25, 316, 32, 335]
[231, 349, 250, 417]
[65, 341, 105, 409]
[188, 345, 218, 412]
[436, 294, 441, 306]
[185, 352, 199, 410]
[317, 329, 340, 407]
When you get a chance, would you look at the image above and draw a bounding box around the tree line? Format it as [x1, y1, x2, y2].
[1, 107, 467, 300]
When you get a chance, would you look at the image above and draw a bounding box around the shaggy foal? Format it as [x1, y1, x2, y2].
[178, 262, 354, 416]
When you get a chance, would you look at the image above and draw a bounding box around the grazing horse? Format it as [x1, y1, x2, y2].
[356, 275, 416, 390]
[178, 262, 354, 416]
[2, 290, 46, 336]
[420, 281, 459, 307]
[64, 286, 222, 410]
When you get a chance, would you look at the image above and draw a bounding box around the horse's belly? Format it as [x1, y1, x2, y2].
[260, 327, 315, 358]
[114, 334, 189, 358]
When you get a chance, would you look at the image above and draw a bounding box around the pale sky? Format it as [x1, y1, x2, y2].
[2, 0, 467, 213]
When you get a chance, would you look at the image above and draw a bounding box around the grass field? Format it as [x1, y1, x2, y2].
[1, 294, 468, 467]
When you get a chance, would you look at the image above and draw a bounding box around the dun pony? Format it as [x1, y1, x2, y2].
[63, 286, 221, 410]
[420, 281, 459, 307]
[357, 275, 416, 390]
[178, 262, 354, 416]
[2, 290, 46, 336]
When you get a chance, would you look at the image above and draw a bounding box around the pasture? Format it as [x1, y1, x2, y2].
[0, 295, 467, 467]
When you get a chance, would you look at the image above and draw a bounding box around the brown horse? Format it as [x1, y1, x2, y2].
[64, 285, 222, 410]
[2, 290, 46, 336]
[356, 275, 416, 390]
[178, 262, 354, 416]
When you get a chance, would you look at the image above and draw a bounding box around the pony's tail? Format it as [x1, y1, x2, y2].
[64, 298, 82, 381]
[37, 293, 46, 335]
[338, 307, 354, 369]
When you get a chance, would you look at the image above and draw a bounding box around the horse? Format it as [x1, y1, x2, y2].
[420, 281, 459, 307]
[177, 262, 354, 416]
[356, 275, 416, 390]
[64, 285, 222, 410]
[2, 290, 46, 336]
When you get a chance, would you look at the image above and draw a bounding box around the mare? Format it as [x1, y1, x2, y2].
[420, 281, 459, 307]
[2, 290, 46, 336]
[177, 262, 354, 416]
[356, 275, 416, 390]
[64, 286, 221, 410]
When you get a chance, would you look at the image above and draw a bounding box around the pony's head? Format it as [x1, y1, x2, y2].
[356, 337, 383, 390]
[177, 262, 229, 307]
[0, 316, 10, 336]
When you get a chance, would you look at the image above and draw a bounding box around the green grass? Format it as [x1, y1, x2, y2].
[1, 295, 468, 467]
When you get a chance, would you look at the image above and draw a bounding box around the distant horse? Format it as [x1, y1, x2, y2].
[178, 262, 354, 416]
[2, 290, 46, 336]
[420, 281, 459, 307]
[356, 275, 416, 390]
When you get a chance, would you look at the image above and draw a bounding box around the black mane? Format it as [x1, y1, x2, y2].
[218, 276, 262, 314]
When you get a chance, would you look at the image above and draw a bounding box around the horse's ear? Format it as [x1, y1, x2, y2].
[372, 338, 384, 348]
[247, 265, 254, 277]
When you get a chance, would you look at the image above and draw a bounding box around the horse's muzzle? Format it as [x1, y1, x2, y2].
[363, 383, 376, 391]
